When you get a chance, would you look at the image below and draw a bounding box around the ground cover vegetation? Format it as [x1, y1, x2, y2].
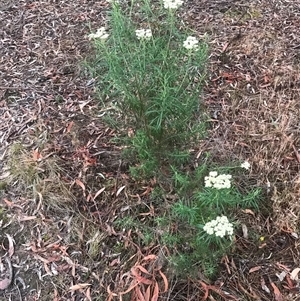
[1, 0, 300, 300]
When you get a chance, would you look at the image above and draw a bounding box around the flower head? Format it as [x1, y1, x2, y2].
[203, 216, 234, 238]
[88, 27, 109, 40]
[163, 0, 183, 9]
[183, 36, 199, 51]
[204, 171, 232, 189]
[135, 28, 152, 40]
[241, 161, 251, 170]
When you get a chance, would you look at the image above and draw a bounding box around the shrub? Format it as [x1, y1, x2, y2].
[88, 0, 208, 177]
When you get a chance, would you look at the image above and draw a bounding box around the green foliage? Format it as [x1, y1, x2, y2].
[86, 0, 263, 282]
[88, 0, 208, 177]
[113, 216, 155, 246]
[163, 164, 261, 278]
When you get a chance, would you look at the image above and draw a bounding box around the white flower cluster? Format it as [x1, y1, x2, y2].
[183, 36, 199, 51]
[163, 0, 183, 9]
[241, 161, 250, 170]
[135, 28, 152, 40]
[204, 171, 232, 189]
[88, 27, 109, 40]
[203, 216, 234, 238]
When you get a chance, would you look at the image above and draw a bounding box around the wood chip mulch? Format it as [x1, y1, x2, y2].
[1, 0, 300, 300]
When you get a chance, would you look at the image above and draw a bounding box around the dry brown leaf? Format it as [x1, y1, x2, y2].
[135, 265, 152, 275]
[3, 198, 22, 209]
[119, 280, 139, 295]
[53, 288, 59, 301]
[249, 266, 261, 273]
[66, 121, 74, 133]
[270, 282, 283, 301]
[199, 281, 209, 301]
[159, 270, 169, 293]
[107, 284, 118, 297]
[75, 179, 85, 192]
[32, 149, 42, 161]
[290, 267, 300, 280]
[286, 275, 295, 289]
[69, 283, 91, 291]
[85, 287, 92, 301]
[151, 282, 159, 301]
[0, 278, 12, 290]
[134, 274, 152, 285]
[242, 224, 248, 239]
[116, 185, 126, 197]
[79, 100, 92, 112]
[142, 255, 157, 261]
[145, 285, 151, 301]
[242, 209, 255, 216]
[93, 187, 106, 200]
[18, 215, 37, 221]
[135, 286, 146, 301]
[6, 234, 14, 257]
[33, 254, 50, 264]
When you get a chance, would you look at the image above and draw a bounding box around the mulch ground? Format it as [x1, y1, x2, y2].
[1, 0, 300, 300]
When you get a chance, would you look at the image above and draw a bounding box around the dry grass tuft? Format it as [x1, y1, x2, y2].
[7, 142, 74, 210]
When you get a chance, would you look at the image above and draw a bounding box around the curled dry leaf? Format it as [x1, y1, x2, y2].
[6, 234, 15, 257]
[159, 270, 168, 293]
[241, 224, 248, 239]
[75, 179, 86, 192]
[93, 187, 106, 200]
[116, 185, 126, 197]
[69, 283, 91, 291]
[249, 266, 261, 273]
[151, 281, 159, 301]
[290, 267, 300, 280]
[242, 209, 255, 216]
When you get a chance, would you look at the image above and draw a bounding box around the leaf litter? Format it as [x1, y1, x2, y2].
[0, 0, 300, 300]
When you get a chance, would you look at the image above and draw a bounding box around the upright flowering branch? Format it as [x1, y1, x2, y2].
[88, 27, 109, 41]
[204, 171, 232, 189]
[203, 216, 234, 238]
[200, 171, 235, 246]
[163, 0, 184, 9]
[183, 36, 200, 52]
[175, 36, 201, 98]
[135, 28, 152, 40]
[162, 0, 183, 63]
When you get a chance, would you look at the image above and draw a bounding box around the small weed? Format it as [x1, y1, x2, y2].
[86, 230, 106, 260]
[114, 216, 155, 246]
